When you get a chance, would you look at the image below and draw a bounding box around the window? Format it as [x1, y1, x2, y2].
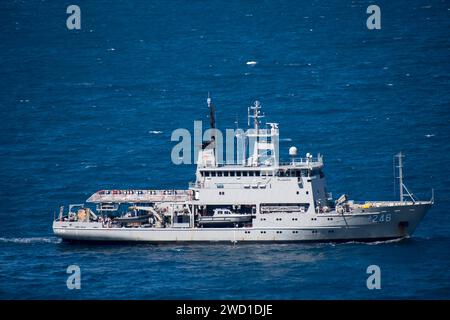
[224, 171, 229, 177]
[262, 170, 273, 176]
[249, 171, 254, 176]
[211, 171, 216, 177]
[243, 171, 248, 177]
[217, 171, 223, 177]
[236, 171, 241, 177]
[276, 170, 285, 177]
[255, 171, 261, 176]
[230, 171, 235, 177]
[205, 171, 210, 177]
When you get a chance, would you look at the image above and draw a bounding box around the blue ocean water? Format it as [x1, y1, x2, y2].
[0, 0, 449, 299]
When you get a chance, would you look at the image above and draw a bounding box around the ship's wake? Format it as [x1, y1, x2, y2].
[0, 237, 62, 244]
[337, 237, 408, 246]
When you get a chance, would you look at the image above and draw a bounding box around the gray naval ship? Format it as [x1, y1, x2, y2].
[53, 98, 433, 243]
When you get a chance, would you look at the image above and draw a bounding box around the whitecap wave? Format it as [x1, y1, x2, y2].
[0, 237, 61, 244]
[148, 130, 163, 134]
[246, 61, 257, 66]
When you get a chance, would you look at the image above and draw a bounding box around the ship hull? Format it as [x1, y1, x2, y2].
[53, 202, 431, 243]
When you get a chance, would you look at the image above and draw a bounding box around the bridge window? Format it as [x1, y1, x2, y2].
[211, 171, 216, 177]
[230, 171, 235, 177]
[249, 171, 254, 177]
[217, 171, 223, 177]
[243, 171, 248, 177]
[224, 171, 229, 177]
[236, 171, 241, 177]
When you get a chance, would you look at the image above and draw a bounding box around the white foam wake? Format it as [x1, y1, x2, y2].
[0, 237, 61, 244]
[340, 237, 407, 246]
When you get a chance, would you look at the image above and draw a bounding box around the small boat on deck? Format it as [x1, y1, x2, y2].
[198, 208, 253, 227]
[114, 213, 153, 224]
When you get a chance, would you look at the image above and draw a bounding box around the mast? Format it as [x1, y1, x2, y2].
[202, 93, 216, 150]
[248, 100, 264, 130]
[397, 152, 404, 202]
[246, 101, 278, 166]
[207, 93, 216, 132]
[198, 93, 217, 167]
[395, 152, 417, 203]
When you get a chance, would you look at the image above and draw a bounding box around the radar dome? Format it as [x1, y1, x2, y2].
[289, 146, 298, 157]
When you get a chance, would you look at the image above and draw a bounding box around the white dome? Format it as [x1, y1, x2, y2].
[289, 146, 298, 157]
